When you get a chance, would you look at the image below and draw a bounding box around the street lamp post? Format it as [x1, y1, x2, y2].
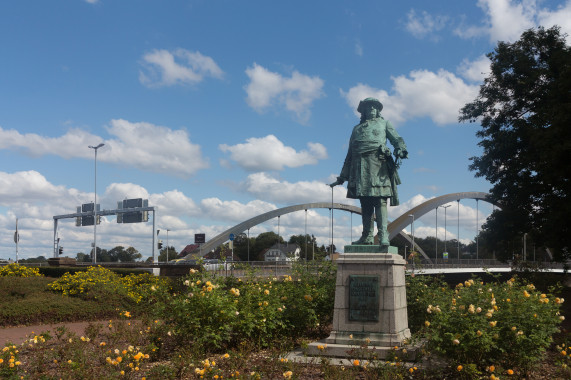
[166, 229, 170, 263]
[88, 143, 104, 264]
[435, 207, 438, 264]
[408, 214, 415, 253]
[457, 200, 460, 260]
[442, 204, 451, 259]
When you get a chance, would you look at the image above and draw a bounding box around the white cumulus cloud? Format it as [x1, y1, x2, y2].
[139, 48, 223, 87]
[219, 135, 327, 171]
[405, 9, 448, 39]
[242, 172, 348, 205]
[0, 120, 209, 177]
[199, 198, 277, 223]
[458, 55, 491, 83]
[341, 69, 479, 125]
[244, 63, 324, 123]
[456, 0, 571, 43]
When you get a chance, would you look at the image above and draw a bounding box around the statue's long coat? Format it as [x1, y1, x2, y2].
[338, 117, 406, 206]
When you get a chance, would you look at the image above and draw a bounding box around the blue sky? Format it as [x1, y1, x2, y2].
[1, 0, 570, 260]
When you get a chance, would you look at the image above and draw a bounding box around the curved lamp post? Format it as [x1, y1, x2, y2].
[88, 143, 104, 264]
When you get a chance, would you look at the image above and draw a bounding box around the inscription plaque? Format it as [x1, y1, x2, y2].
[349, 275, 379, 321]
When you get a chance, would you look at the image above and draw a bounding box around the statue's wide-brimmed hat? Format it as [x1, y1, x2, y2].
[357, 97, 383, 113]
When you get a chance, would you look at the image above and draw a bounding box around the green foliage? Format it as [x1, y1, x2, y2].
[0, 343, 22, 379]
[38, 266, 149, 278]
[0, 276, 136, 326]
[106, 246, 143, 262]
[0, 263, 43, 277]
[288, 234, 316, 261]
[47, 266, 167, 304]
[460, 26, 571, 261]
[405, 274, 450, 333]
[250, 232, 285, 260]
[143, 261, 336, 353]
[416, 275, 564, 373]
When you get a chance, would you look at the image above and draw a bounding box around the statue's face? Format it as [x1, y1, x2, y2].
[362, 103, 379, 120]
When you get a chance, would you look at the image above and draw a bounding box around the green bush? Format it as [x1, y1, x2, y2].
[143, 262, 337, 353]
[0, 263, 42, 277]
[39, 266, 87, 278]
[47, 266, 166, 304]
[39, 266, 151, 278]
[417, 275, 564, 373]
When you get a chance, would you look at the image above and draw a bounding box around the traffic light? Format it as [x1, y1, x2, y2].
[58, 246, 63, 255]
[158, 241, 163, 249]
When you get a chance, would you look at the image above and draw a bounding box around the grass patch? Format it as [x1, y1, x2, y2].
[0, 276, 141, 327]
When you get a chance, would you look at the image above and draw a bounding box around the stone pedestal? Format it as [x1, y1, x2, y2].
[306, 245, 414, 359]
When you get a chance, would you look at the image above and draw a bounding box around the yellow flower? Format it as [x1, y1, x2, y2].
[409, 368, 414, 373]
[283, 370, 293, 379]
[476, 330, 482, 336]
[457, 365, 463, 371]
[425, 321, 430, 327]
[264, 289, 270, 295]
[489, 365, 495, 372]
[523, 290, 530, 298]
[453, 339, 460, 345]
[507, 369, 514, 375]
[222, 353, 230, 359]
[489, 321, 497, 327]
[353, 359, 360, 366]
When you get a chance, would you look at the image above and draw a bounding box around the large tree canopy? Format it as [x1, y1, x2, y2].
[460, 26, 571, 261]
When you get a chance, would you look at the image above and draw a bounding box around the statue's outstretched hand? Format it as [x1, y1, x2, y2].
[328, 177, 344, 188]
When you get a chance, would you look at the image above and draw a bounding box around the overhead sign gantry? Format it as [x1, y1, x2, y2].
[53, 198, 157, 262]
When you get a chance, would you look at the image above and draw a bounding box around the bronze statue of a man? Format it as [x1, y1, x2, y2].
[330, 98, 408, 249]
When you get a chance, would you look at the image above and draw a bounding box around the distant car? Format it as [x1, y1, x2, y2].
[173, 259, 197, 265]
[203, 259, 224, 270]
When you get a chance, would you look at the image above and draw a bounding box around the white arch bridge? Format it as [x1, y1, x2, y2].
[185, 192, 495, 263]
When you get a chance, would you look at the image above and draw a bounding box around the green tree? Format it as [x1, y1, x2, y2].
[87, 247, 110, 262]
[107, 246, 142, 262]
[158, 246, 177, 262]
[288, 234, 316, 261]
[251, 231, 284, 260]
[75, 252, 90, 262]
[19, 256, 47, 263]
[233, 233, 255, 261]
[460, 26, 571, 261]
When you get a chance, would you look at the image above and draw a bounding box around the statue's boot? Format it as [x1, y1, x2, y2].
[353, 203, 374, 245]
[353, 234, 374, 245]
[376, 198, 390, 249]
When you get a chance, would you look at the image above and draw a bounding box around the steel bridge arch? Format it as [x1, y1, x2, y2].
[388, 191, 495, 240]
[185, 192, 496, 262]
